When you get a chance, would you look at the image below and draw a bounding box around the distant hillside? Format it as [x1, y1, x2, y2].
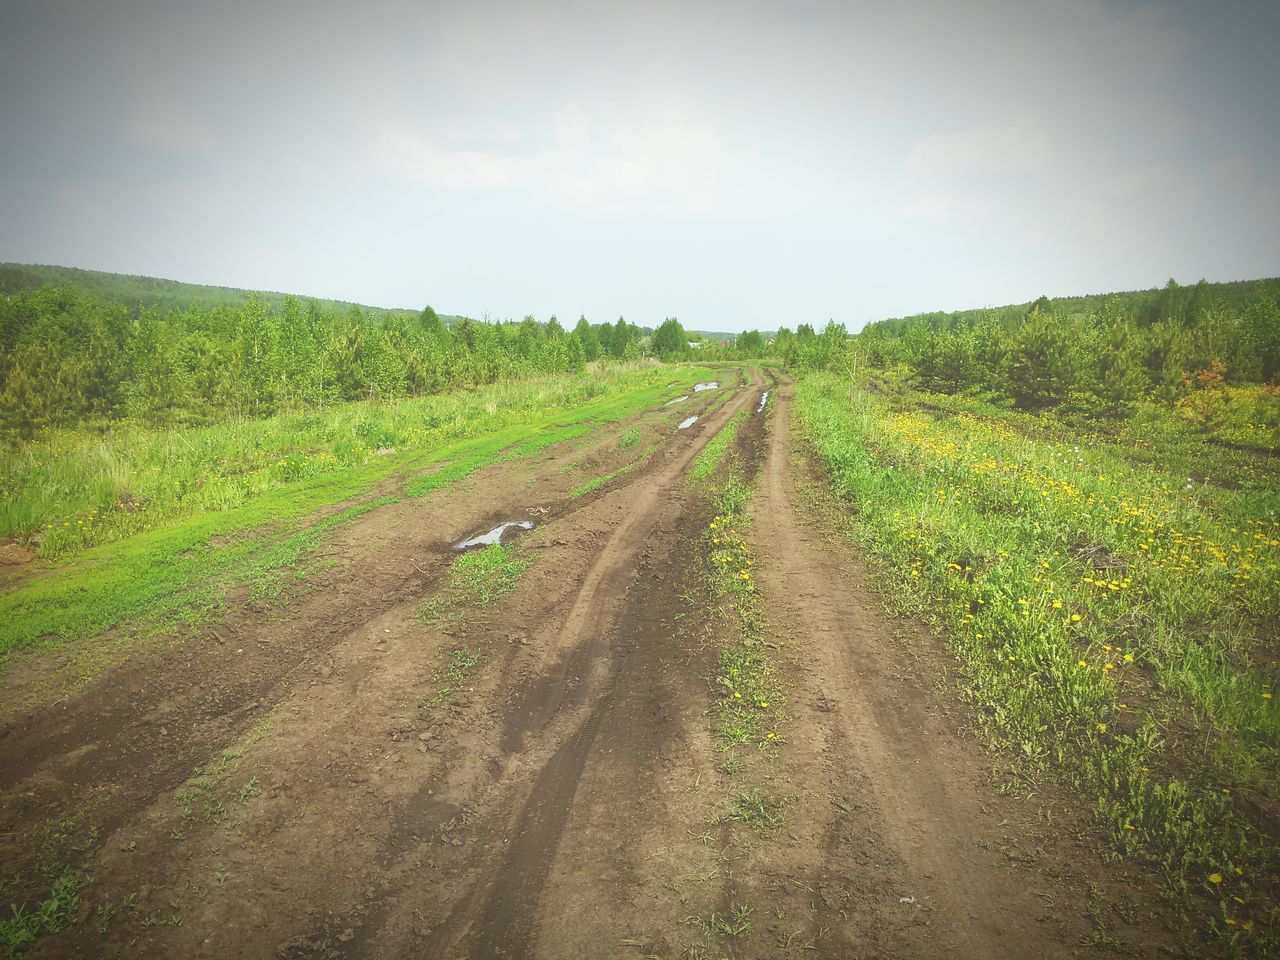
[865, 276, 1280, 338]
[0, 262, 458, 323]
[854, 275, 1280, 405]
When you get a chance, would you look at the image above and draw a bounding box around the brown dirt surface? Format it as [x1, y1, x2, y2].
[0, 367, 1198, 959]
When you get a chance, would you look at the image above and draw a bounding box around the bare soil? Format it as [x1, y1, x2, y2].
[1, 368, 1196, 958]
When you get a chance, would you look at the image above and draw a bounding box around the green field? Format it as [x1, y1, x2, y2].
[0, 362, 712, 666]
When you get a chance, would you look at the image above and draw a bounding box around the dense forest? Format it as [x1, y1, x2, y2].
[0, 283, 663, 436]
[5, 264, 1278, 438]
[851, 277, 1280, 414]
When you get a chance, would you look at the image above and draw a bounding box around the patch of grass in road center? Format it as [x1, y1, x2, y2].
[688, 411, 745, 487]
[570, 445, 659, 499]
[709, 790, 789, 836]
[419, 543, 523, 704]
[419, 543, 531, 623]
[700, 477, 785, 760]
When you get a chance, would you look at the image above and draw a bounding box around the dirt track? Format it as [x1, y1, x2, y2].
[2, 368, 1188, 958]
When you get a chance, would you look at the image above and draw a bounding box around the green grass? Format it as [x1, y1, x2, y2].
[569, 445, 658, 498]
[688, 411, 745, 486]
[419, 543, 531, 622]
[795, 371, 1278, 947]
[0, 493, 392, 665]
[448, 543, 531, 605]
[702, 479, 784, 754]
[710, 790, 788, 836]
[418, 545, 531, 703]
[0, 868, 81, 958]
[0, 364, 716, 670]
[0, 363, 708, 561]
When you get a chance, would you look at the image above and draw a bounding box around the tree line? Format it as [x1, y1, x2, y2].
[0, 285, 653, 436]
[851, 278, 1280, 414]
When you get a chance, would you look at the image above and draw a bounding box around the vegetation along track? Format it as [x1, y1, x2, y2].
[0, 364, 1240, 958]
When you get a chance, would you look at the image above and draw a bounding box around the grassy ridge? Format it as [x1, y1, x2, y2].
[0, 364, 712, 666]
[1, 364, 698, 560]
[795, 373, 1278, 950]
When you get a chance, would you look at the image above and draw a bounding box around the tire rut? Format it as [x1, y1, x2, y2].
[345, 368, 764, 958]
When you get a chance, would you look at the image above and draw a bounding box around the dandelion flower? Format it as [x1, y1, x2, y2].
[1208, 873, 1223, 885]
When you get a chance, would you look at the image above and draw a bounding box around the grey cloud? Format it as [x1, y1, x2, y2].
[0, 0, 1276, 330]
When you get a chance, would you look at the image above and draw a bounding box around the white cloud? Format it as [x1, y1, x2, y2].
[1093, 165, 1184, 199]
[544, 105, 727, 216]
[129, 88, 215, 153]
[371, 106, 732, 217]
[898, 189, 985, 221]
[907, 123, 1052, 176]
[371, 128, 519, 188]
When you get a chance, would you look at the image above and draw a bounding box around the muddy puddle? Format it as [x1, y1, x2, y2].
[665, 395, 689, 405]
[757, 390, 769, 412]
[677, 416, 698, 430]
[454, 520, 534, 550]
[693, 381, 718, 392]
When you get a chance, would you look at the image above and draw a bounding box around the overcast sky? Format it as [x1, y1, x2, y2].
[1, 0, 1277, 331]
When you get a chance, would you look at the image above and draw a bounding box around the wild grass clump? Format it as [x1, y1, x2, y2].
[701, 475, 784, 754]
[419, 543, 530, 623]
[688, 411, 745, 487]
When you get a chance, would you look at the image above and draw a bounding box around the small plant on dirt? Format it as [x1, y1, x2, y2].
[0, 868, 82, 956]
[419, 543, 530, 622]
[619, 426, 643, 448]
[427, 645, 483, 705]
[683, 903, 753, 937]
[571, 453, 652, 498]
[712, 790, 788, 835]
[234, 777, 261, 804]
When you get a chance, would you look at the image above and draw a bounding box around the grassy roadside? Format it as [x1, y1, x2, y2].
[1, 362, 710, 560]
[794, 371, 1278, 953]
[0, 364, 714, 670]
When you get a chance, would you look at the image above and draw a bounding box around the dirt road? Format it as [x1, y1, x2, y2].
[2, 368, 1185, 958]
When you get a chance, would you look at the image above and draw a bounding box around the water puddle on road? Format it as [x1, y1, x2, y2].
[678, 416, 698, 430]
[757, 390, 770, 413]
[454, 520, 534, 550]
[693, 381, 718, 392]
[665, 395, 689, 405]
